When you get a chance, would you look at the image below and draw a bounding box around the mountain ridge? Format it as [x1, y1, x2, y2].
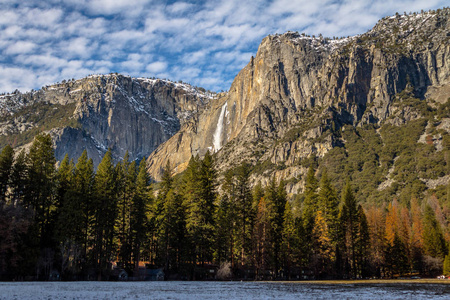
[0, 8, 449, 202]
[146, 8, 450, 201]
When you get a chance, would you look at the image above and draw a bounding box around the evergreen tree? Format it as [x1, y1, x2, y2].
[422, 205, 447, 258]
[254, 195, 272, 279]
[9, 150, 29, 205]
[131, 158, 151, 271]
[54, 154, 84, 277]
[302, 166, 319, 232]
[72, 150, 95, 267]
[93, 149, 117, 279]
[220, 168, 238, 268]
[27, 133, 57, 249]
[301, 165, 318, 269]
[0, 145, 14, 204]
[214, 194, 233, 264]
[318, 169, 339, 242]
[234, 162, 254, 267]
[340, 180, 358, 278]
[385, 234, 409, 277]
[158, 189, 186, 274]
[355, 205, 370, 278]
[281, 201, 297, 279]
[184, 152, 217, 268]
[116, 152, 136, 268]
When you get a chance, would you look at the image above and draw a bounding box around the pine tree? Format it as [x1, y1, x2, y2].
[340, 180, 358, 278]
[281, 201, 297, 279]
[93, 149, 117, 278]
[27, 133, 56, 249]
[71, 150, 95, 266]
[234, 162, 254, 267]
[131, 158, 151, 271]
[54, 154, 79, 276]
[254, 195, 272, 279]
[0, 145, 14, 204]
[302, 165, 319, 232]
[220, 168, 238, 268]
[301, 165, 318, 270]
[318, 169, 339, 242]
[355, 205, 370, 278]
[116, 152, 136, 268]
[214, 194, 233, 264]
[184, 152, 217, 267]
[158, 188, 186, 274]
[422, 205, 447, 258]
[9, 150, 29, 205]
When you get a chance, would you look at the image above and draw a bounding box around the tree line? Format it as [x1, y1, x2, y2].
[0, 133, 449, 280]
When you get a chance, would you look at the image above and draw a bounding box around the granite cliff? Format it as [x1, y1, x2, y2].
[0, 74, 214, 166]
[147, 8, 450, 197]
[1, 9, 449, 200]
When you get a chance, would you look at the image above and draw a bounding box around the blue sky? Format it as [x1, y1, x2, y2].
[0, 0, 448, 93]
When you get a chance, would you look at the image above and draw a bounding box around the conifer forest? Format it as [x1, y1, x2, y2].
[1, 133, 450, 281]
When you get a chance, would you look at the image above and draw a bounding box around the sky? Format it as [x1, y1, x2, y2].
[0, 0, 448, 94]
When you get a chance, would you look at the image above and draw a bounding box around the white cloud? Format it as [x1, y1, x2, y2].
[85, 0, 153, 15]
[0, 0, 448, 93]
[146, 61, 168, 73]
[4, 41, 37, 55]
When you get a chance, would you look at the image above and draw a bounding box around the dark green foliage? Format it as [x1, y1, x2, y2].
[422, 205, 447, 258]
[0, 145, 14, 203]
[27, 134, 57, 249]
[131, 158, 151, 270]
[385, 234, 409, 277]
[1, 127, 448, 280]
[340, 180, 359, 278]
[183, 152, 217, 269]
[93, 149, 117, 278]
[115, 152, 137, 269]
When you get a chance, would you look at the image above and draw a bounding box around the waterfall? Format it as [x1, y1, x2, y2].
[213, 102, 228, 152]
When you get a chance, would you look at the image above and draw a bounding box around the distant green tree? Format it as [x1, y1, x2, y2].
[422, 205, 447, 258]
[9, 150, 29, 205]
[0, 145, 14, 204]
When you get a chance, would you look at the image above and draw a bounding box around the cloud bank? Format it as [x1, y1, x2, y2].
[0, 0, 447, 93]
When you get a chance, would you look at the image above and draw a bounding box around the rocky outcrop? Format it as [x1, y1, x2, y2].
[0, 74, 214, 166]
[147, 8, 450, 183]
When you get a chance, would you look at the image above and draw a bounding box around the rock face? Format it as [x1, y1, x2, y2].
[147, 8, 450, 186]
[1, 9, 449, 195]
[0, 74, 214, 166]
